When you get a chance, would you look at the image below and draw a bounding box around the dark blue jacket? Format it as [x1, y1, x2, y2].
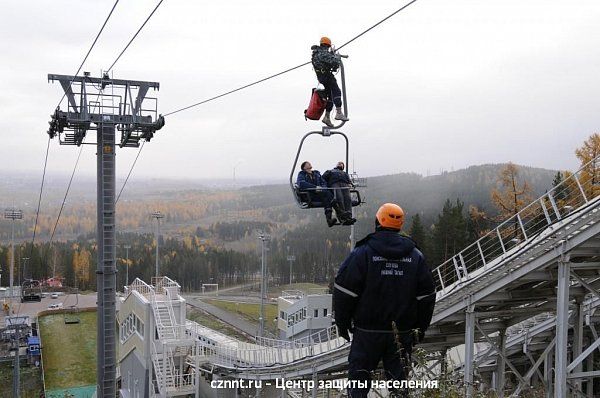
[322, 168, 352, 186]
[296, 170, 327, 190]
[333, 230, 436, 334]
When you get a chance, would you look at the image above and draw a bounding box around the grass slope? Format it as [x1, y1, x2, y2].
[205, 299, 279, 335]
[38, 311, 97, 390]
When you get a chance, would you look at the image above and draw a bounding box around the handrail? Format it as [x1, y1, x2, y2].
[432, 155, 600, 296]
[127, 278, 154, 298]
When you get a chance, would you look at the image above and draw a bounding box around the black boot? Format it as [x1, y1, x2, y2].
[325, 209, 337, 227]
[332, 203, 347, 223]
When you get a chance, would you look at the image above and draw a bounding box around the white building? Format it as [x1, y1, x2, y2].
[118, 277, 200, 398]
[277, 289, 333, 340]
[117, 278, 346, 398]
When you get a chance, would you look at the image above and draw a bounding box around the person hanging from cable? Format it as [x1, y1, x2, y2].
[333, 203, 436, 398]
[323, 161, 356, 225]
[311, 36, 349, 127]
[297, 161, 343, 227]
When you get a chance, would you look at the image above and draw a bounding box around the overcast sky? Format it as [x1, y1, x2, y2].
[1, 0, 599, 183]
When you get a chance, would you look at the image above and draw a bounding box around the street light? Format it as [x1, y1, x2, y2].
[286, 252, 295, 286]
[20, 257, 29, 289]
[123, 245, 131, 289]
[233, 159, 244, 186]
[4, 209, 23, 305]
[257, 232, 271, 338]
[150, 211, 165, 278]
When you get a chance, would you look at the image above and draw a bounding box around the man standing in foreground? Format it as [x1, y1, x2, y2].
[333, 203, 436, 397]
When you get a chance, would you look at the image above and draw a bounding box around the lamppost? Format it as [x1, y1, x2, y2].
[233, 160, 244, 186]
[150, 211, 164, 279]
[286, 248, 295, 286]
[123, 245, 131, 289]
[257, 233, 270, 338]
[20, 257, 29, 290]
[5, 209, 23, 306]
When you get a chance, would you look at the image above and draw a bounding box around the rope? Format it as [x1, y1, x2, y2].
[164, 0, 421, 116]
[106, 0, 165, 72]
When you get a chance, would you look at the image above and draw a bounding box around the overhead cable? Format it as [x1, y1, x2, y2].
[57, 0, 120, 109]
[106, 0, 166, 72]
[116, 140, 145, 204]
[164, 0, 421, 116]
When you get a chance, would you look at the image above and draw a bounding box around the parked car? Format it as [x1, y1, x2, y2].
[51, 293, 58, 299]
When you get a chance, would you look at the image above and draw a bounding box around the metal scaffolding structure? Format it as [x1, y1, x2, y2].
[47, 72, 164, 398]
[184, 156, 600, 398]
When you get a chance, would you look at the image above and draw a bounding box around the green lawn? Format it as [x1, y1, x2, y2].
[268, 282, 329, 296]
[0, 361, 44, 398]
[204, 299, 279, 335]
[38, 311, 97, 390]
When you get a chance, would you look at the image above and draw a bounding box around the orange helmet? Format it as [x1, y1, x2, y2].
[320, 36, 332, 46]
[376, 203, 405, 230]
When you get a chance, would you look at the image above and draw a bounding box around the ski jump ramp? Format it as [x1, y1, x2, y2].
[138, 158, 600, 397]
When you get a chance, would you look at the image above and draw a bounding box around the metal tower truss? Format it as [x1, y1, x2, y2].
[47, 72, 164, 147]
[46, 72, 165, 398]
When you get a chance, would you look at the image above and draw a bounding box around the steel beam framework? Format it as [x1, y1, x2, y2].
[47, 72, 164, 398]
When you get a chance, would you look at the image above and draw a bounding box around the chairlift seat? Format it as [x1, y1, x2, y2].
[293, 185, 362, 209]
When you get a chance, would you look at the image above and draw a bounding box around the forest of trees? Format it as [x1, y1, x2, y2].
[1, 133, 598, 291]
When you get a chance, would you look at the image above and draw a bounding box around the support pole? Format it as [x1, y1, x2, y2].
[13, 336, 19, 398]
[464, 305, 475, 398]
[585, 345, 594, 398]
[151, 211, 164, 278]
[258, 233, 270, 338]
[350, 206, 356, 250]
[124, 244, 131, 289]
[573, 300, 585, 392]
[96, 124, 117, 398]
[545, 346, 554, 398]
[555, 259, 570, 398]
[496, 329, 507, 397]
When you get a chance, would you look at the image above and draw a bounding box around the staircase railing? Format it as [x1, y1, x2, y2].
[199, 325, 347, 368]
[433, 155, 600, 296]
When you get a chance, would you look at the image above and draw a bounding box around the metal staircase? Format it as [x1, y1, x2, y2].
[149, 277, 198, 397]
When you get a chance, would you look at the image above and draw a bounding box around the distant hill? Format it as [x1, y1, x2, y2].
[0, 163, 557, 242]
[361, 164, 557, 225]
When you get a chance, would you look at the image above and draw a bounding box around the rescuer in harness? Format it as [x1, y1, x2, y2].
[311, 36, 349, 127]
[333, 203, 436, 397]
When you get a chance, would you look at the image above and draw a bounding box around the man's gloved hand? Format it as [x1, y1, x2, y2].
[337, 326, 351, 342]
[399, 333, 414, 356]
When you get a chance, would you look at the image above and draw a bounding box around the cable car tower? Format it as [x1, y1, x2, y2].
[46, 72, 164, 398]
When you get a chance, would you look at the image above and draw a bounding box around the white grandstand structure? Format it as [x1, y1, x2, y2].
[117, 157, 600, 398]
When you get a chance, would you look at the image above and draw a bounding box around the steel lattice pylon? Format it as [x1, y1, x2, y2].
[47, 72, 164, 398]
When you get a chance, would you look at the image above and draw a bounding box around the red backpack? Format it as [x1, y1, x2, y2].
[304, 88, 327, 120]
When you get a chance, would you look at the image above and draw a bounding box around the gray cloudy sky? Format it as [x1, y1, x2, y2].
[1, 0, 599, 182]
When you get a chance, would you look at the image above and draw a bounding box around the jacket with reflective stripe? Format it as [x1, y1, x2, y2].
[333, 230, 436, 333]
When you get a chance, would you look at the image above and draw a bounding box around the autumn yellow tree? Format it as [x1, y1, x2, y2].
[491, 163, 532, 239]
[72, 248, 92, 288]
[575, 133, 600, 199]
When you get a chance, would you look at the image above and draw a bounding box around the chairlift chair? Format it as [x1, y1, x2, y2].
[290, 130, 364, 210]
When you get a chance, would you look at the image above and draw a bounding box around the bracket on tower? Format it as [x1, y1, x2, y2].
[47, 72, 165, 147]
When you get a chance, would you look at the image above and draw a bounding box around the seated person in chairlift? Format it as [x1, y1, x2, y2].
[296, 161, 340, 227]
[311, 36, 349, 128]
[323, 161, 356, 225]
